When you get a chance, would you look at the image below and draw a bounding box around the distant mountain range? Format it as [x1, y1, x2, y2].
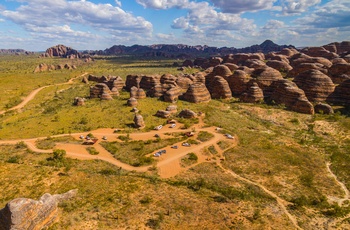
[0, 40, 295, 58]
[85, 40, 296, 58]
[0, 49, 34, 55]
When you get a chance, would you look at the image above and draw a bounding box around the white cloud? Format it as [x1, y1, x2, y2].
[136, 0, 188, 9]
[1, 0, 153, 43]
[171, 1, 256, 40]
[281, 0, 321, 15]
[300, 0, 350, 28]
[210, 0, 277, 13]
[115, 0, 122, 7]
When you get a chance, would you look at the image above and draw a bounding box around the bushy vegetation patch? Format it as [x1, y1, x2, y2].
[101, 137, 185, 166]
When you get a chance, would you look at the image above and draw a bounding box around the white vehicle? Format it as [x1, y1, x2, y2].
[170, 124, 176, 128]
[226, 134, 234, 139]
[79, 135, 84, 139]
[102, 136, 107, 140]
[182, 142, 191, 147]
[155, 125, 163, 130]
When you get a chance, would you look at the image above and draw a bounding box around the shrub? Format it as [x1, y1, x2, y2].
[197, 131, 214, 142]
[86, 147, 99, 155]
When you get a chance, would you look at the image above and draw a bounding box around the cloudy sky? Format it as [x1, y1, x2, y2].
[0, 0, 349, 51]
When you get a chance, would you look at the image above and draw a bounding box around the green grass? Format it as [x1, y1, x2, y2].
[197, 131, 214, 142]
[181, 152, 198, 167]
[35, 136, 79, 149]
[86, 147, 99, 155]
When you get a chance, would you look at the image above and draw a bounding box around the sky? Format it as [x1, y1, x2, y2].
[0, 0, 349, 51]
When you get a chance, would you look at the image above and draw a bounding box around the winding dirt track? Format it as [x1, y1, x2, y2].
[0, 72, 89, 115]
[326, 162, 350, 206]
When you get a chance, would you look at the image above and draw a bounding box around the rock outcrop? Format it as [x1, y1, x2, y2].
[293, 70, 335, 102]
[266, 60, 293, 72]
[178, 109, 197, 118]
[164, 86, 182, 103]
[130, 87, 147, 99]
[328, 63, 350, 84]
[166, 105, 178, 114]
[314, 103, 334, 114]
[155, 110, 171, 118]
[127, 97, 138, 107]
[327, 79, 350, 105]
[239, 82, 264, 103]
[207, 76, 232, 99]
[133, 114, 145, 129]
[270, 79, 314, 114]
[225, 70, 252, 96]
[90, 83, 113, 100]
[41, 45, 81, 58]
[125, 75, 142, 91]
[252, 67, 283, 98]
[0, 190, 77, 230]
[181, 83, 211, 103]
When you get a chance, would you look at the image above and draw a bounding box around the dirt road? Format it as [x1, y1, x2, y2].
[0, 72, 88, 115]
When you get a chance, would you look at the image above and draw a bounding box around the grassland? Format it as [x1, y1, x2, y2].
[0, 54, 349, 229]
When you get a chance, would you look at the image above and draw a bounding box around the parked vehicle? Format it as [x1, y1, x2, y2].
[182, 142, 191, 147]
[155, 125, 163, 130]
[170, 124, 176, 128]
[102, 136, 107, 140]
[171, 145, 178, 149]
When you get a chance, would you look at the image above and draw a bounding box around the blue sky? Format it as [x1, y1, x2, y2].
[0, 0, 349, 51]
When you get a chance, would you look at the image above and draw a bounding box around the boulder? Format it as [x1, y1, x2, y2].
[327, 79, 350, 105]
[293, 70, 335, 102]
[329, 63, 350, 84]
[278, 48, 299, 57]
[287, 63, 328, 78]
[130, 87, 146, 99]
[133, 114, 145, 129]
[302, 46, 339, 59]
[242, 59, 266, 69]
[239, 82, 264, 103]
[181, 83, 211, 103]
[0, 190, 77, 230]
[266, 60, 293, 72]
[207, 76, 232, 99]
[270, 79, 314, 114]
[164, 86, 182, 103]
[125, 75, 142, 91]
[223, 63, 238, 72]
[176, 76, 193, 92]
[211, 65, 232, 77]
[111, 76, 125, 91]
[90, 83, 112, 99]
[155, 110, 171, 118]
[225, 70, 252, 96]
[178, 109, 197, 119]
[291, 56, 332, 69]
[252, 67, 283, 98]
[166, 105, 178, 114]
[314, 103, 334, 114]
[127, 97, 138, 107]
[73, 97, 85, 106]
[139, 75, 161, 92]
